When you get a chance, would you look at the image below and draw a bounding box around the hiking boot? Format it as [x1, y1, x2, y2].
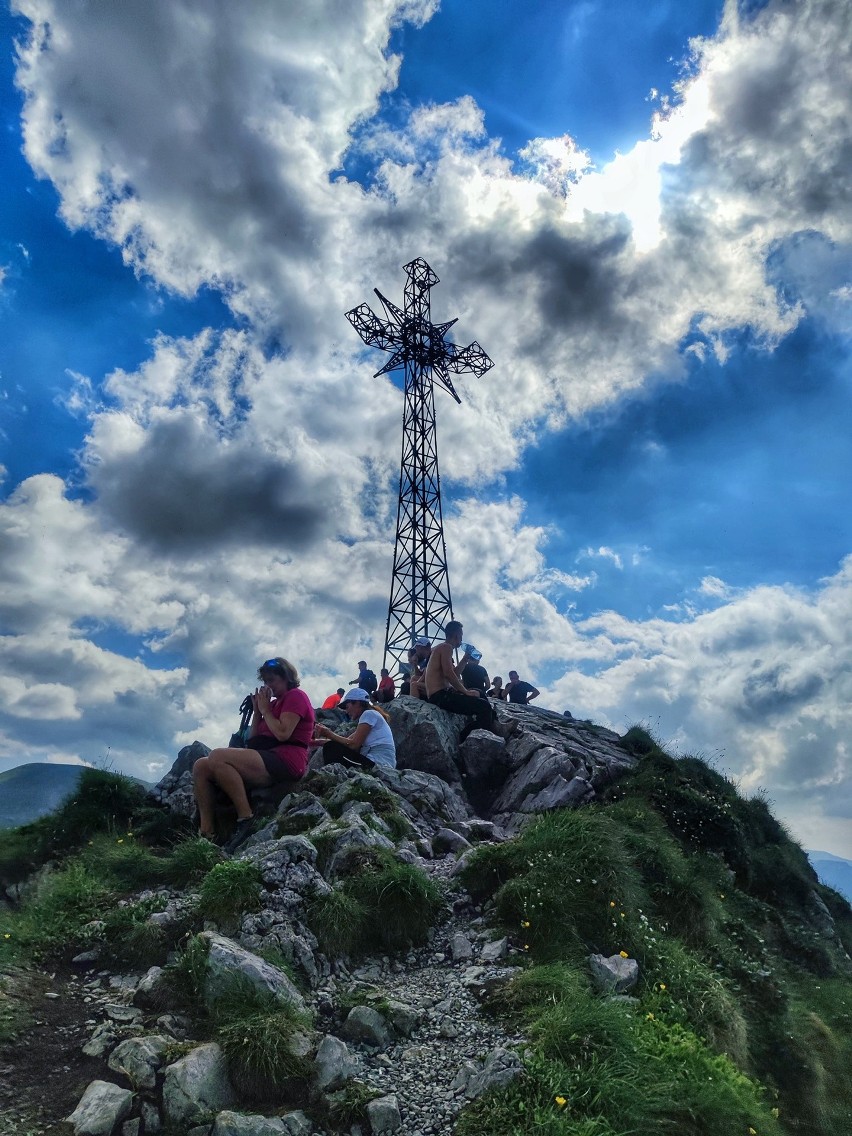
[222, 816, 255, 856]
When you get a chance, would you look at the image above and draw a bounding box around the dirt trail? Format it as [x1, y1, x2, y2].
[0, 967, 107, 1135]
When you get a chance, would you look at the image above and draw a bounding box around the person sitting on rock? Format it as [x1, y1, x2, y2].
[192, 657, 315, 854]
[373, 667, 396, 703]
[505, 669, 540, 705]
[322, 687, 345, 710]
[488, 675, 507, 700]
[425, 621, 516, 742]
[313, 688, 397, 769]
[402, 636, 432, 698]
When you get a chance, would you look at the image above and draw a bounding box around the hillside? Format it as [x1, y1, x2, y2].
[0, 763, 85, 830]
[1, 702, 850, 1136]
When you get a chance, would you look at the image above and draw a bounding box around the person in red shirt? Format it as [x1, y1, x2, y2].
[192, 657, 315, 853]
[322, 688, 345, 710]
[373, 668, 396, 703]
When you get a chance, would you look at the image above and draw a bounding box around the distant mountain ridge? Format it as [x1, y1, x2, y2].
[808, 850, 852, 903]
[0, 763, 151, 830]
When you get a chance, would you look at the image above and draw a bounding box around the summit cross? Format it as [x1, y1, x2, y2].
[345, 257, 494, 673]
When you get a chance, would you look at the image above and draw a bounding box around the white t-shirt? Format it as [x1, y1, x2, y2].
[359, 708, 397, 767]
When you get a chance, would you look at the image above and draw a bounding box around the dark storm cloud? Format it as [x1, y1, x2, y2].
[736, 663, 825, 723]
[87, 413, 338, 553]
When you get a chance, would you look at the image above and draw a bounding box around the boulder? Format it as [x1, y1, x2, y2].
[313, 1034, 358, 1092]
[162, 1043, 237, 1127]
[464, 1048, 524, 1099]
[107, 1034, 170, 1089]
[66, 1081, 133, 1136]
[589, 953, 640, 994]
[384, 999, 420, 1037]
[451, 932, 474, 962]
[366, 1095, 403, 1134]
[149, 741, 210, 817]
[479, 937, 508, 963]
[432, 827, 473, 855]
[371, 766, 471, 830]
[385, 697, 464, 783]
[212, 1113, 289, 1136]
[200, 931, 307, 1014]
[309, 814, 396, 878]
[339, 1005, 393, 1049]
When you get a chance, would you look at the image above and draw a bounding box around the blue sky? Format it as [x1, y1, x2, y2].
[1, 0, 851, 856]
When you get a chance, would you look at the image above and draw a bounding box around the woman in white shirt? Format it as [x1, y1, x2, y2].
[313, 687, 397, 769]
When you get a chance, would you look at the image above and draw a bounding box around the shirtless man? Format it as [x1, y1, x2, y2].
[425, 621, 514, 741]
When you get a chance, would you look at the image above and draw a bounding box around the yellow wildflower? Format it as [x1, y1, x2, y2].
[646, 1012, 655, 1020]
[523, 944, 530, 951]
[659, 983, 667, 991]
[748, 1129, 757, 1135]
[521, 920, 530, 928]
[3, 933, 10, 940]
[554, 1096, 567, 1108]
[609, 901, 616, 908]
[116, 838, 124, 844]
[619, 951, 629, 958]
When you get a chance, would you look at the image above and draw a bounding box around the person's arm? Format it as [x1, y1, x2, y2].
[440, 645, 477, 695]
[454, 651, 472, 679]
[255, 688, 302, 742]
[526, 685, 541, 703]
[314, 721, 371, 750]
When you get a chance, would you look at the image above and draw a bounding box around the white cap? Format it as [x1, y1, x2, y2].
[341, 687, 370, 703]
[414, 636, 431, 647]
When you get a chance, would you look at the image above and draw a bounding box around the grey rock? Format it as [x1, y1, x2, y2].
[133, 965, 166, 1009]
[279, 1113, 312, 1136]
[188, 1127, 213, 1136]
[313, 1034, 357, 1092]
[384, 697, 464, 783]
[66, 1080, 133, 1136]
[201, 931, 307, 1014]
[121, 1121, 141, 1136]
[465, 1048, 524, 1099]
[450, 932, 474, 962]
[450, 1060, 478, 1094]
[385, 999, 420, 1037]
[339, 1005, 393, 1049]
[162, 1043, 237, 1126]
[491, 746, 583, 815]
[108, 1033, 170, 1089]
[366, 1094, 402, 1134]
[589, 953, 640, 994]
[519, 774, 593, 813]
[432, 828, 473, 855]
[140, 1101, 161, 1133]
[212, 1111, 289, 1136]
[82, 1023, 121, 1059]
[309, 815, 396, 879]
[371, 765, 471, 827]
[479, 937, 508, 963]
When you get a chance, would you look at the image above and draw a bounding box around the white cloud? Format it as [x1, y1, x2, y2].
[2, 0, 852, 853]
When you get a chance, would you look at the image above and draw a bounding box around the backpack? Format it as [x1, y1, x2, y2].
[361, 669, 378, 694]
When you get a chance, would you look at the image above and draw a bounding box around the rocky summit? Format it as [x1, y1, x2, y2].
[4, 699, 850, 1136]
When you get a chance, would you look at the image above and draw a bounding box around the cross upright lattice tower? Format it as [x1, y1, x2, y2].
[345, 258, 493, 672]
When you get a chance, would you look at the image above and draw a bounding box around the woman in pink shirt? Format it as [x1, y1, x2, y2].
[192, 657, 315, 853]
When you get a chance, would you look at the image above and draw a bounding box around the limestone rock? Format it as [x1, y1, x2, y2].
[313, 1034, 358, 1092]
[589, 952, 640, 994]
[366, 1094, 402, 1134]
[162, 1043, 237, 1127]
[339, 1004, 393, 1049]
[107, 1033, 170, 1089]
[479, 937, 508, 963]
[66, 1080, 133, 1136]
[432, 827, 473, 855]
[132, 965, 167, 1009]
[121, 1119, 141, 1136]
[371, 765, 471, 829]
[384, 999, 420, 1037]
[309, 814, 396, 878]
[212, 1112, 288, 1136]
[200, 931, 307, 1014]
[149, 741, 210, 816]
[465, 1048, 524, 1099]
[384, 697, 464, 783]
[451, 932, 474, 962]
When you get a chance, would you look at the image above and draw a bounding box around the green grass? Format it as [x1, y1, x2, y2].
[196, 859, 263, 923]
[306, 850, 444, 957]
[457, 963, 783, 1136]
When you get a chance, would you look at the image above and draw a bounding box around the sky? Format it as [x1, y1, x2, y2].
[1, 0, 851, 855]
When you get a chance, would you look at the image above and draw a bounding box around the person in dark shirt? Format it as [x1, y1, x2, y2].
[505, 669, 540, 705]
[461, 659, 489, 699]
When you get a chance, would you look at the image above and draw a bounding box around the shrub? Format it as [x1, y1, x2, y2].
[306, 851, 443, 956]
[196, 860, 262, 923]
[208, 978, 312, 1104]
[161, 836, 223, 886]
[620, 723, 663, 757]
[307, 888, 366, 957]
[461, 808, 646, 962]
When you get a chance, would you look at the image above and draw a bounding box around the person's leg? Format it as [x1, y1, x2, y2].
[192, 756, 218, 836]
[429, 689, 494, 738]
[207, 747, 273, 820]
[322, 740, 372, 768]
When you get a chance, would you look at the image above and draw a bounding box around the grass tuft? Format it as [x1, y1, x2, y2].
[196, 859, 262, 923]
